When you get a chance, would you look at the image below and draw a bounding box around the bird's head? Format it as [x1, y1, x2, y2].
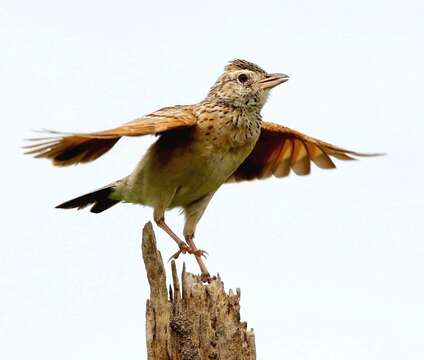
[206, 59, 289, 110]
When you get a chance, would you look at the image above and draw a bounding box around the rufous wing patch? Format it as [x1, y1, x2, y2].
[227, 121, 383, 183]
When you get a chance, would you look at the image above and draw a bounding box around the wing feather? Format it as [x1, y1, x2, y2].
[24, 106, 197, 166]
[227, 121, 383, 183]
[274, 139, 293, 177]
[305, 143, 336, 169]
[291, 139, 310, 175]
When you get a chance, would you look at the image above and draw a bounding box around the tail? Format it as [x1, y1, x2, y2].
[56, 183, 120, 213]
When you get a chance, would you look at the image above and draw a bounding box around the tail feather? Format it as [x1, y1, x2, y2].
[56, 184, 120, 213]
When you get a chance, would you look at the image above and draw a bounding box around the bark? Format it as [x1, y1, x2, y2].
[142, 222, 256, 360]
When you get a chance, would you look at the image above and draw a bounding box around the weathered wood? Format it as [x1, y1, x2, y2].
[142, 222, 256, 360]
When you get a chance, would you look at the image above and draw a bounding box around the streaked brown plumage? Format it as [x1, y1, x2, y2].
[25, 59, 382, 282]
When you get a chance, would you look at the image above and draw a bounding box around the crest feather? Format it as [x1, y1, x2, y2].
[225, 59, 267, 74]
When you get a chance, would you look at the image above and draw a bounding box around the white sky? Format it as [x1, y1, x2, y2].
[1, 0, 423, 359]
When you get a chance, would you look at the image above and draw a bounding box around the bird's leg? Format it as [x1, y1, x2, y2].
[154, 210, 207, 261]
[185, 234, 213, 283]
[155, 217, 190, 255]
[154, 206, 191, 258]
[183, 194, 215, 283]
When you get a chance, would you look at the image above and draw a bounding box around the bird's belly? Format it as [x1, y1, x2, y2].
[169, 151, 244, 206]
[122, 137, 256, 208]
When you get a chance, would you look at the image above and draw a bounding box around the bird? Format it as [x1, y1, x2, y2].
[25, 59, 382, 282]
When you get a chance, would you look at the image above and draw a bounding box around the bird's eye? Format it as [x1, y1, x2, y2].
[237, 73, 249, 84]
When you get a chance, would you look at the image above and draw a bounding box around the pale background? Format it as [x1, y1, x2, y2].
[1, 0, 423, 359]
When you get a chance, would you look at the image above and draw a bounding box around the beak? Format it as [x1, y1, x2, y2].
[258, 73, 289, 90]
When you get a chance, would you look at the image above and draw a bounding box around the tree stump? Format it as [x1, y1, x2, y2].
[142, 222, 256, 360]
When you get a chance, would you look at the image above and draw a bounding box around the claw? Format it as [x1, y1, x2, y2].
[168, 245, 209, 262]
[200, 273, 216, 283]
[168, 243, 190, 262]
[193, 249, 208, 258]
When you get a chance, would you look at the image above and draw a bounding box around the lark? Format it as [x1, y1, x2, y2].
[25, 59, 381, 282]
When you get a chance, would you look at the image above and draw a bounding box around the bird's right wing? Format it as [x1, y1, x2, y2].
[24, 106, 197, 166]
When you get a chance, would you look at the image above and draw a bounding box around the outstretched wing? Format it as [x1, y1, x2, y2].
[227, 121, 383, 182]
[24, 106, 197, 166]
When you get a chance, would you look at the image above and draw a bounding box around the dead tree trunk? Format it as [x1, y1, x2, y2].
[141, 222, 256, 360]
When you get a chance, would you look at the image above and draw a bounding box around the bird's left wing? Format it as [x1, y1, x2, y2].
[227, 121, 383, 182]
[24, 106, 197, 166]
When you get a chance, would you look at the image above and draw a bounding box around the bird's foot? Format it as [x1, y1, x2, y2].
[168, 244, 208, 262]
[200, 272, 217, 284]
[168, 243, 190, 261]
[192, 248, 208, 258]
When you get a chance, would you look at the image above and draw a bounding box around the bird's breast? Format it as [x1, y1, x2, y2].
[166, 112, 261, 206]
[123, 110, 261, 207]
[196, 108, 261, 150]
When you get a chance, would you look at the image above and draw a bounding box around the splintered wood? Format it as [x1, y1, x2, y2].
[142, 222, 256, 360]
